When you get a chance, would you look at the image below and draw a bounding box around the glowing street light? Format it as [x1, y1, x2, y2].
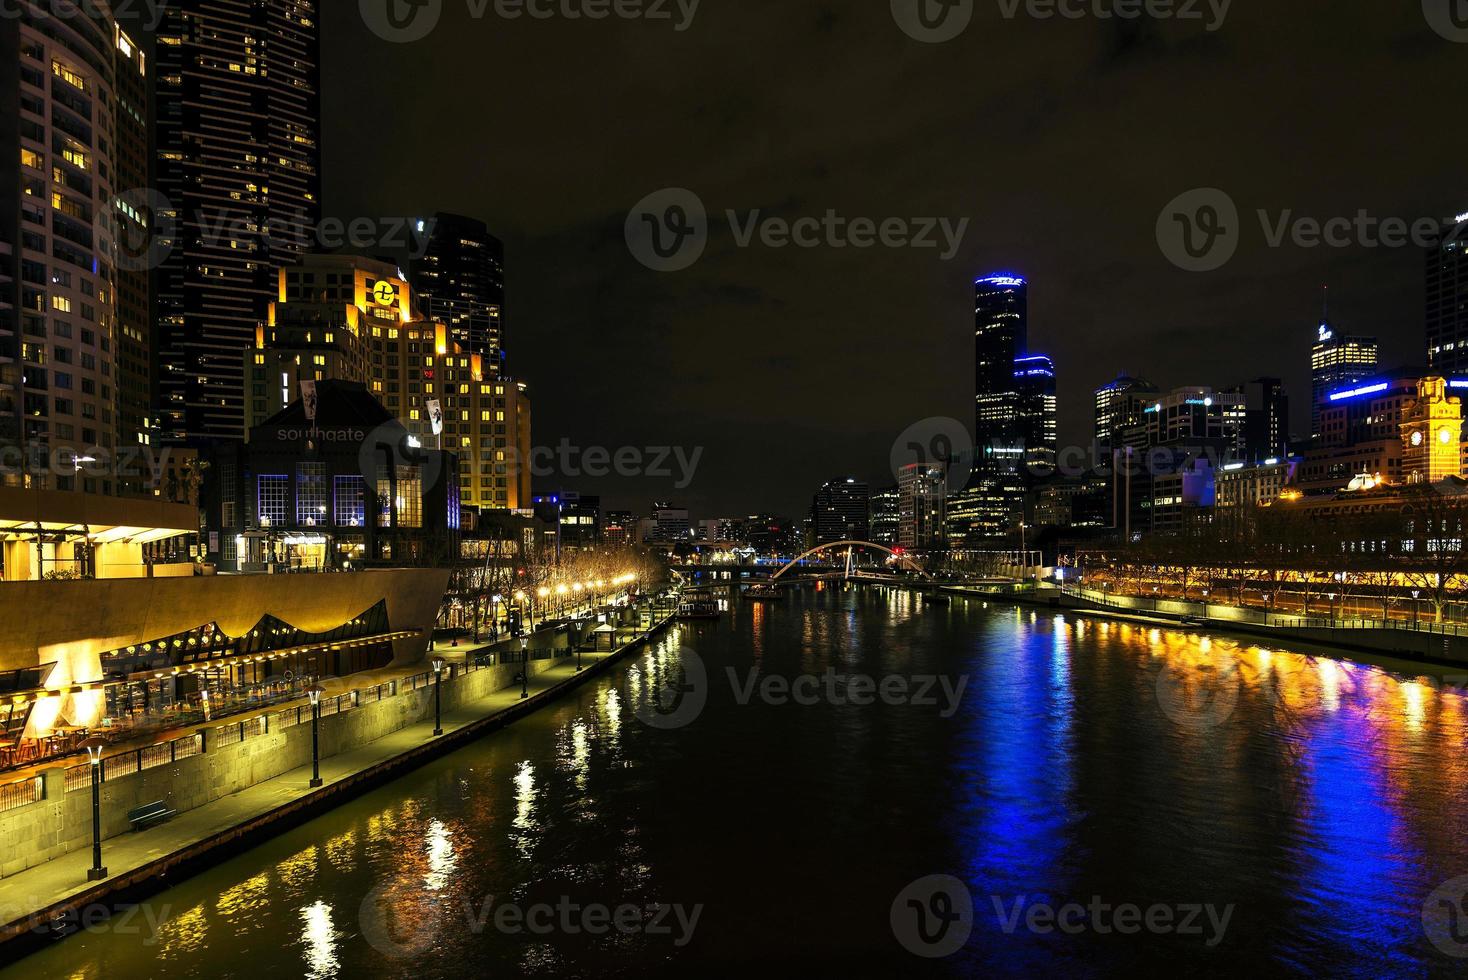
[82, 736, 107, 881]
[307, 684, 325, 788]
[431, 657, 446, 737]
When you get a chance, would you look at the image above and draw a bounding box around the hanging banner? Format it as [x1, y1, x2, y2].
[300, 379, 318, 422]
[427, 399, 444, 436]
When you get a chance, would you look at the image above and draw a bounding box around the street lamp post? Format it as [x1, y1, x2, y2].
[82, 736, 107, 881]
[520, 638, 530, 699]
[1412, 589, 1421, 628]
[307, 684, 325, 787]
[432, 657, 445, 736]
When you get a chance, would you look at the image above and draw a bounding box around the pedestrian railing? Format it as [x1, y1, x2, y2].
[3, 603, 664, 810]
[1060, 586, 1468, 638]
[0, 777, 41, 814]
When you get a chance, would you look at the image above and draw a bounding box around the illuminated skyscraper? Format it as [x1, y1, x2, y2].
[1094, 374, 1159, 460]
[1, 3, 124, 492]
[810, 478, 869, 545]
[1426, 210, 1468, 375]
[411, 212, 505, 367]
[1310, 321, 1378, 438]
[154, 0, 322, 443]
[1014, 354, 1058, 474]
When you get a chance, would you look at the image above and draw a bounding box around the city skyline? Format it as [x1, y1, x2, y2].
[306, 3, 1445, 517]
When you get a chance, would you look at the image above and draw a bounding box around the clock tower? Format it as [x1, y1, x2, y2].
[1400, 377, 1464, 483]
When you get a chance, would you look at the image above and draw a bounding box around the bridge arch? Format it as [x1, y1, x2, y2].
[770, 541, 930, 581]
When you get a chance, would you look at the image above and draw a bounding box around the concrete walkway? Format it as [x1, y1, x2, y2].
[0, 620, 669, 947]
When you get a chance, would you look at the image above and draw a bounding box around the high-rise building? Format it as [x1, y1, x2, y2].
[1426, 210, 1468, 375]
[810, 478, 869, 544]
[973, 274, 1027, 469]
[1, 3, 125, 492]
[112, 27, 151, 474]
[869, 484, 900, 546]
[1226, 376, 1289, 462]
[898, 462, 946, 552]
[953, 274, 1040, 544]
[248, 254, 532, 512]
[1299, 369, 1467, 492]
[650, 502, 691, 542]
[1310, 321, 1378, 438]
[1094, 375, 1159, 460]
[154, 0, 322, 443]
[411, 212, 505, 366]
[1014, 354, 1057, 474]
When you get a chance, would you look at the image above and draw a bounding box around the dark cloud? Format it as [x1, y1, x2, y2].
[310, 0, 1460, 518]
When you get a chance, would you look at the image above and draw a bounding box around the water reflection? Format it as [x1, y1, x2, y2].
[298, 900, 339, 980]
[4, 593, 1467, 977]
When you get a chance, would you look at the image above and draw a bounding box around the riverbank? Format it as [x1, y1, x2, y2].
[0, 611, 676, 960]
[927, 581, 1468, 674]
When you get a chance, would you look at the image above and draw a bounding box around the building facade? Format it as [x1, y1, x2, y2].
[810, 478, 870, 544]
[1094, 374, 1159, 462]
[898, 462, 946, 552]
[1310, 321, 1378, 438]
[248, 254, 533, 512]
[1426, 210, 1468, 375]
[202, 381, 460, 572]
[1, 2, 126, 493]
[411, 212, 505, 366]
[154, 0, 322, 443]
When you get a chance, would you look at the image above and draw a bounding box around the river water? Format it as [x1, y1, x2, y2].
[5, 584, 1468, 978]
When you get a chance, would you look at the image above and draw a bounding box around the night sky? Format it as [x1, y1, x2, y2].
[138, 2, 1466, 517]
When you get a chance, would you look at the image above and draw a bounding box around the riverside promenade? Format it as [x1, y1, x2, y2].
[0, 611, 676, 957]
